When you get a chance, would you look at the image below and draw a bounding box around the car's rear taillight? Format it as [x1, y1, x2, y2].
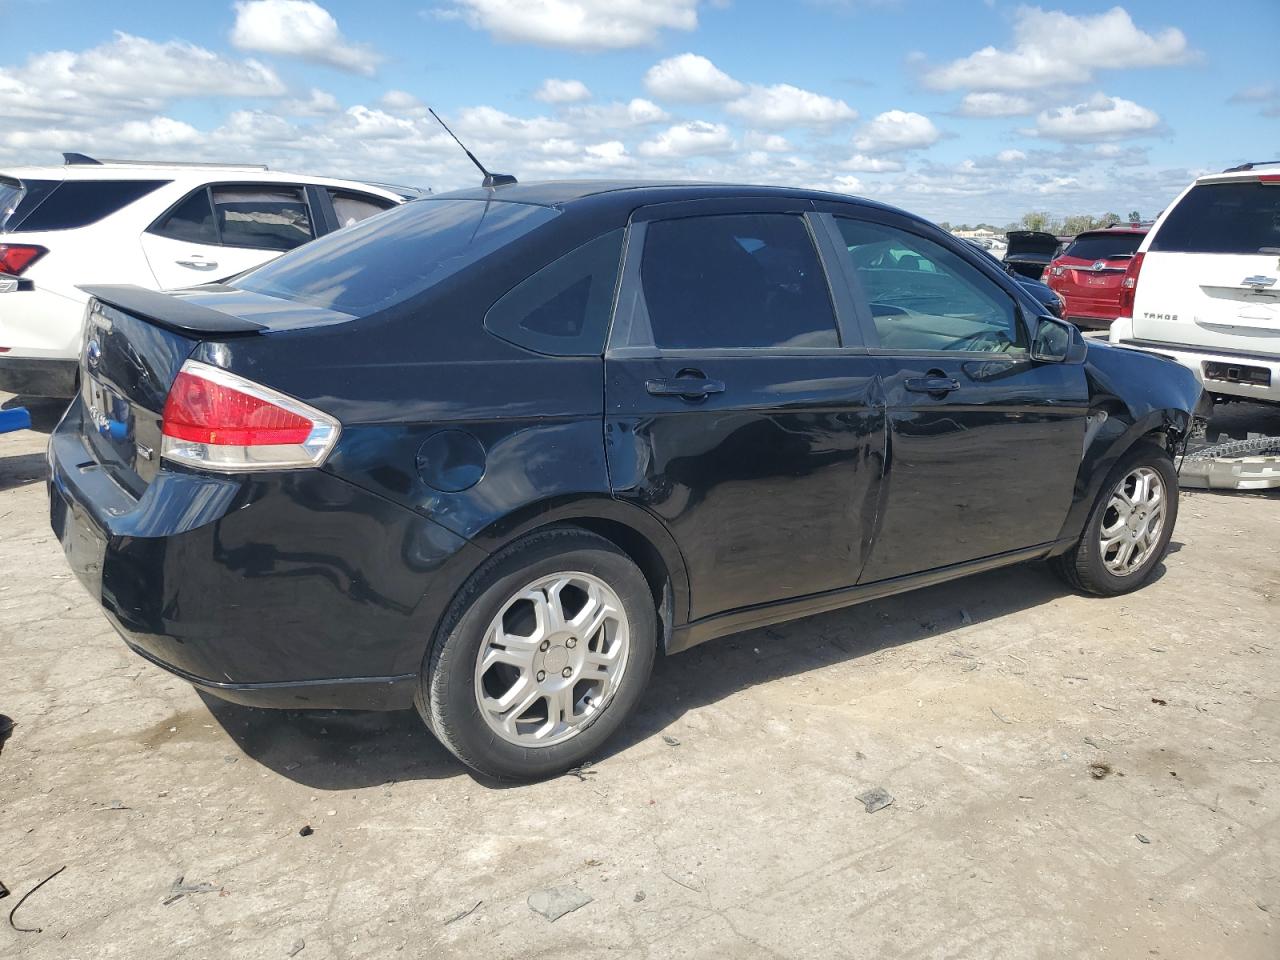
[0, 243, 47, 276]
[1116, 252, 1145, 318]
[160, 360, 339, 472]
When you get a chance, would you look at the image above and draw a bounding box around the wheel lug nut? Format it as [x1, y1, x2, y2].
[562, 667, 573, 678]
[539, 640, 550, 652]
[566, 637, 577, 649]
[536, 670, 546, 682]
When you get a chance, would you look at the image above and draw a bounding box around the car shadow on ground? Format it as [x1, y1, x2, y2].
[202, 558, 1173, 790]
[1, 394, 68, 433]
[0, 452, 48, 492]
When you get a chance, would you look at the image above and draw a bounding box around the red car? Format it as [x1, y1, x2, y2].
[1045, 226, 1148, 330]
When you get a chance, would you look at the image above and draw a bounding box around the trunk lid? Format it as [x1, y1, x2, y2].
[1132, 177, 1280, 356]
[75, 285, 348, 496]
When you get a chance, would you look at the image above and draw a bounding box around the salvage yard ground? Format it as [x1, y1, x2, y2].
[2, 395, 1278, 960]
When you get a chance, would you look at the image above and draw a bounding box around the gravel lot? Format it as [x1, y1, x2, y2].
[2, 394, 1277, 959]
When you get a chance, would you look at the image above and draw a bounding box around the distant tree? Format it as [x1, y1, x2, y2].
[1127, 209, 1141, 223]
[1062, 214, 1095, 236]
[1100, 212, 1121, 227]
[938, 221, 952, 232]
[1020, 210, 1053, 233]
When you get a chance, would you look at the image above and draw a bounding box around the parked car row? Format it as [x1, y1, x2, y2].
[0, 154, 420, 398]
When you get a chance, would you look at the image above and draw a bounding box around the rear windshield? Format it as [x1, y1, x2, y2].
[1151, 181, 1280, 255]
[1062, 232, 1143, 261]
[4, 179, 167, 232]
[234, 198, 558, 317]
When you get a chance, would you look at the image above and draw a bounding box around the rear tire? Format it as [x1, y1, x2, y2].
[1051, 441, 1178, 596]
[415, 527, 657, 780]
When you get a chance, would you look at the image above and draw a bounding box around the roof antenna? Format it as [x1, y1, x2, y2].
[428, 108, 517, 189]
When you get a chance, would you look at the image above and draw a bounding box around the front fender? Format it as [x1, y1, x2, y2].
[1052, 340, 1204, 550]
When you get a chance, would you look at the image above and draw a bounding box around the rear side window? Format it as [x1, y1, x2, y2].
[485, 229, 624, 356]
[11, 180, 166, 231]
[213, 186, 313, 251]
[234, 199, 558, 318]
[1063, 232, 1144, 261]
[150, 189, 218, 244]
[638, 214, 838, 350]
[328, 189, 395, 228]
[1151, 181, 1280, 254]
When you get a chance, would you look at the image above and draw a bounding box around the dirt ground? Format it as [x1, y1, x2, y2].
[2, 394, 1278, 960]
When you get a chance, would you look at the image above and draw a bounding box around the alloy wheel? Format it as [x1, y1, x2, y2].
[473, 572, 630, 747]
[1099, 465, 1166, 577]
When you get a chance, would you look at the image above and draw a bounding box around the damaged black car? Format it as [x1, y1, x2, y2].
[49, 181, 1206, 779]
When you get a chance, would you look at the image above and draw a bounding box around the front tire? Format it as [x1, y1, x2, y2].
[1051, 441, 1178, 595]
[415, 528, 657, 780]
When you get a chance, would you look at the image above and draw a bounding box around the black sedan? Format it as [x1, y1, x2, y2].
[50, 181, 1205, 780]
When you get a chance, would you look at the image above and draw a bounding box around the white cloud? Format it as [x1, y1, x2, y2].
[957, 92, 1034, 117]
[853, 110, 940, 153]
[726, 84, 857, 129]
[643, 53, 744, 102]
[844, 153, 904, 173]
[1032, 93, 1160, 142]
[638, 120, 734, 158]
[284, 88, 342, 116]
[923, 6, 1195, 91]
[744, 131, 792, 153]
[442, 0, 699, 50]
[339, 105, 420, 140]
[563, 98, 669, 131]
[829, 175, 866, 195]
[0, 32, 284, 122]
[534, 78, 592, 104]
[118, 117, 201, 146]
[997, 148, 1027, 163]
[455, 105, 571, 142]
[379, 90, 430, 116]
[231, 1, 380, 75]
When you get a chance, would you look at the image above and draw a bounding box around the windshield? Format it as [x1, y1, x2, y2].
[1151, 181, 1280, 255]
[1063, 233, 1144, 261]
[234, 198, 558, 317]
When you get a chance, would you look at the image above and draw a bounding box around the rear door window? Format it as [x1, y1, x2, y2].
[637, 214, 838, 350]
[234, 199, 558, 319]
[9, 180, 167, 232]
[485, 229, 624, 356]
[213, 186, 314, 251]
[328, 189, 395, 228]
[834, 217, 1025, 354]
[1151, 181, 1280, 254]
[149, 189, 219, 244]
[1063, 232, 1144, 260]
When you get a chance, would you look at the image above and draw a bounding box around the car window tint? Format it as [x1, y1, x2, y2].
[234, 199, 558, 318]
[14, 180, 168, 232]
[834, 218, 1024, 354]
[1150, 181, 1280, 255]
[639, 214, 837, 350]
[485, 229, 624, 356]
[1063, 233, 1144, 260]
[149, 189, 218, 244]
[213, 186, 313, 251]
[328, 190, 395, 228]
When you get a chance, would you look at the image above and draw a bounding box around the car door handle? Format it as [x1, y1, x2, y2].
[904, 376, 961, 396]
[175, 256, 219, 270]
[645, 375, 726, 400]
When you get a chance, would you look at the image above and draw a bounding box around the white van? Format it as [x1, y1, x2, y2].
[1109, 163, 1280, 405]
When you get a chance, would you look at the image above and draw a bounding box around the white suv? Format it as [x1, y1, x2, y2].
[1110, 163, 1280, 406]
[0, 155, 418, 397]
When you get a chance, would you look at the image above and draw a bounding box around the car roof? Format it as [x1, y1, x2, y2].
[0, 159, 416, 196]
[433, 179, 902, 216]
[1196, 166, 1280, 184]
[1074, 226, 1148, 237]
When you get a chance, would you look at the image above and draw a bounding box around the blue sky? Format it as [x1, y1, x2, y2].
[2, 0, 1277, 223]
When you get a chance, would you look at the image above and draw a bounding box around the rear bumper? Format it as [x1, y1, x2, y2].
[1109, 318, 1280, 404]
[48, 401, 488, 710]
[0, 355, 77, 397]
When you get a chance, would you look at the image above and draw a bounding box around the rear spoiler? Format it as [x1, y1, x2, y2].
[79, 284, 266, 335]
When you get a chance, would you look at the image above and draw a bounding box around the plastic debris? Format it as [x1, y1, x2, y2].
[163, 876, 223, 906]
[856, 787, 894, 814]
[527, 887, 592, 922]
[662, 735, 680, 746]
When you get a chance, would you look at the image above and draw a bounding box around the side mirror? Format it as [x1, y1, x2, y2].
[1031, 315, 1086, 363]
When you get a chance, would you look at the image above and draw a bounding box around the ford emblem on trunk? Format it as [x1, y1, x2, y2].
[86, 338, 102, 368]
